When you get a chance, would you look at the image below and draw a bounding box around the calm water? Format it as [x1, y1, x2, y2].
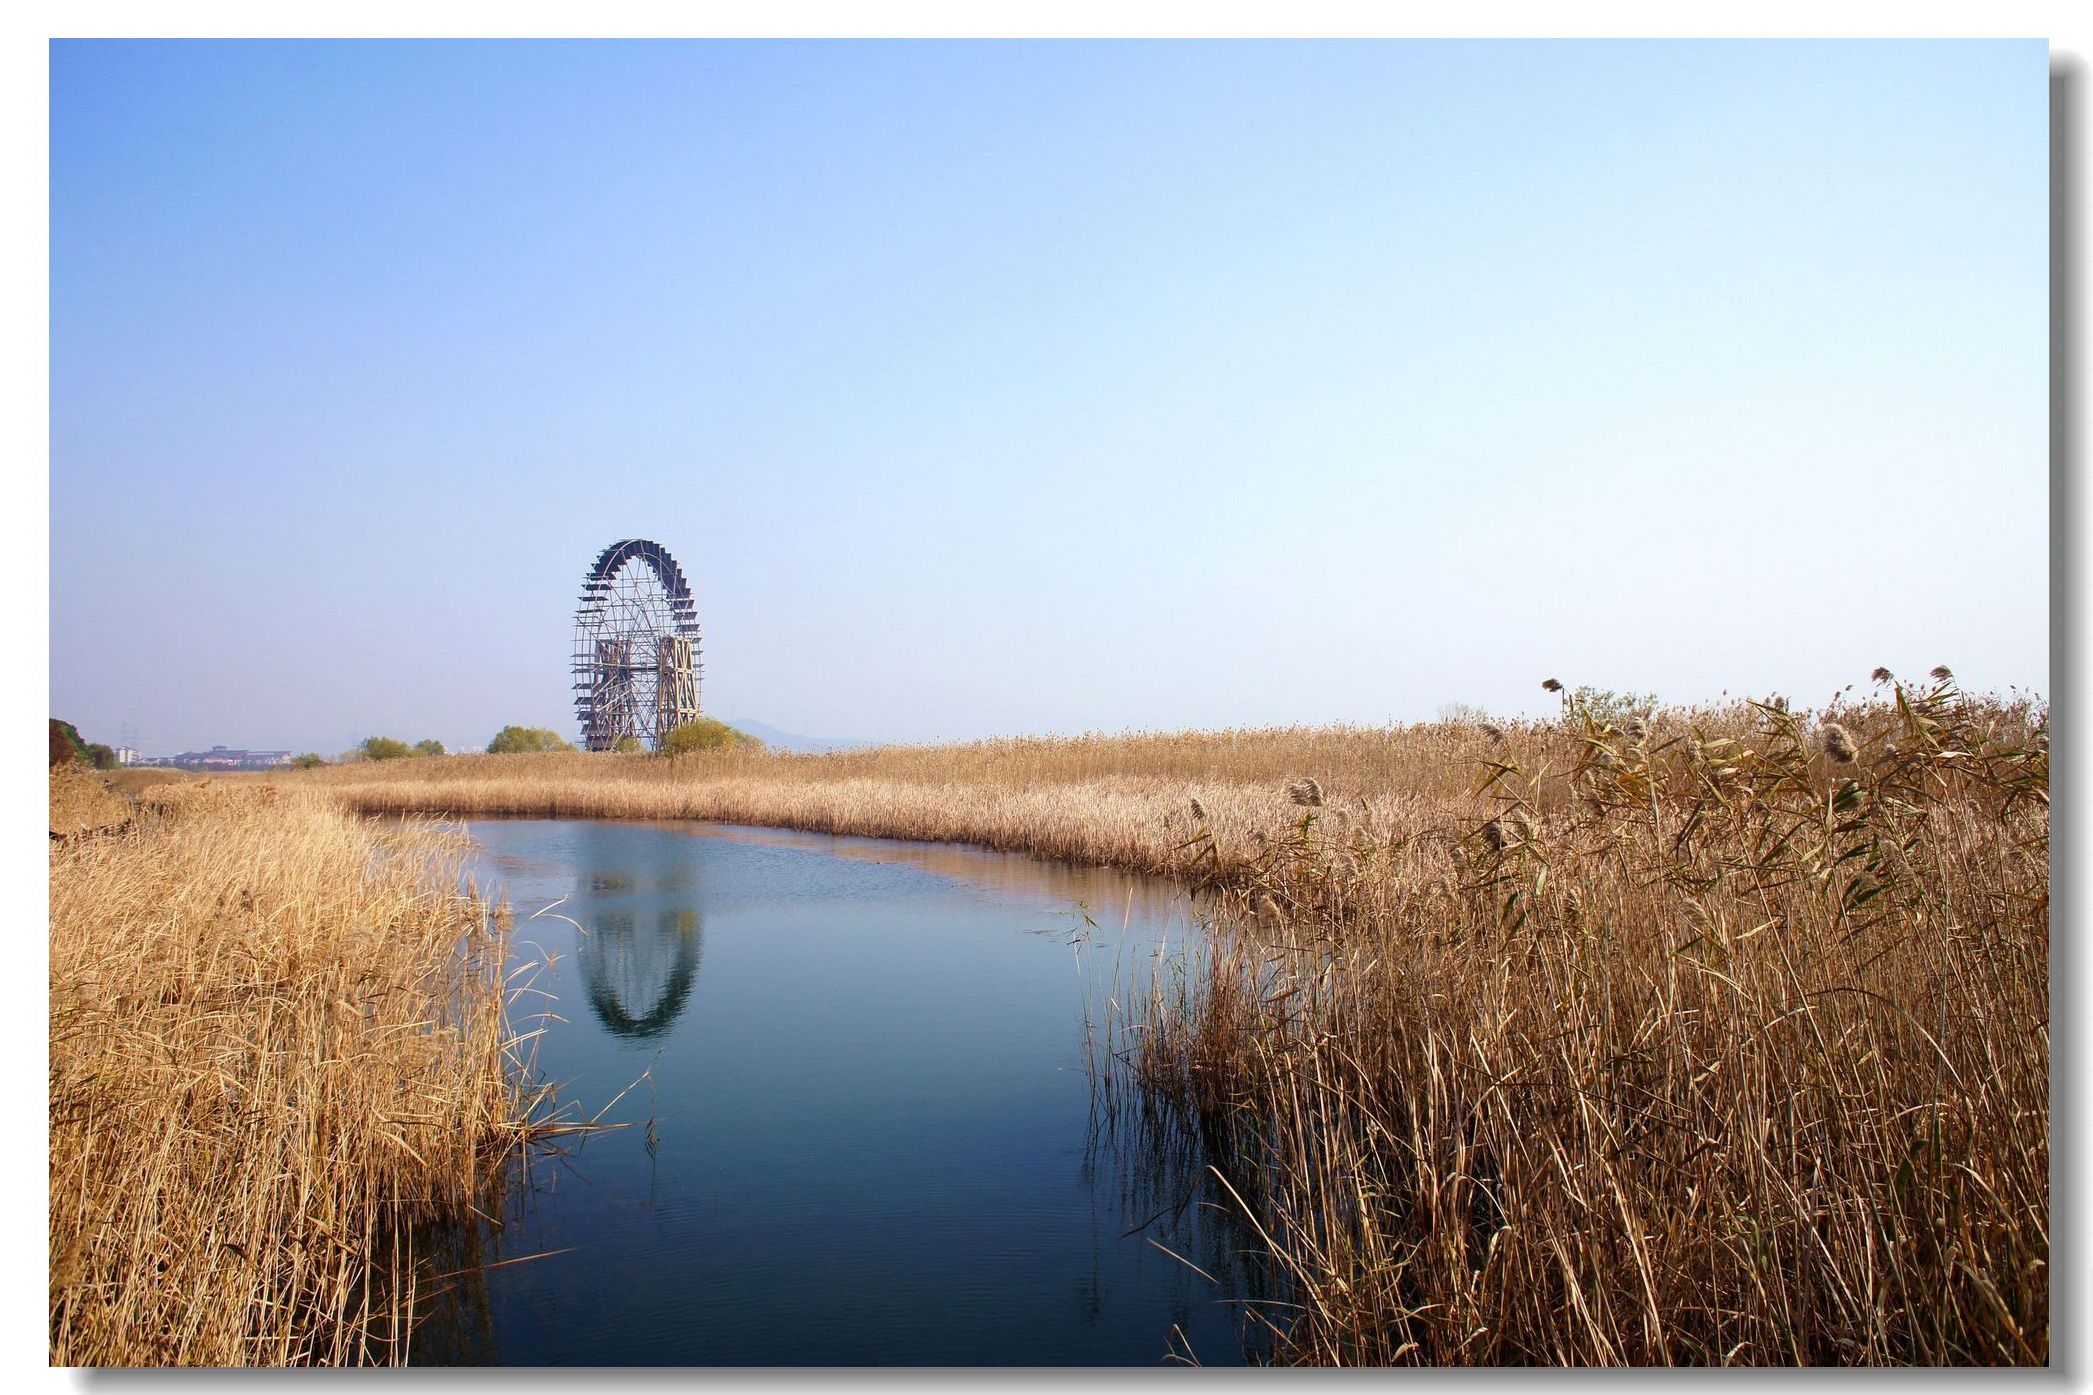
[429, 819, 1264, 1367]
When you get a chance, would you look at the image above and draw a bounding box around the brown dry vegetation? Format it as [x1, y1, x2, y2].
[50, 780, 527, 1365]
[49, 764, 135, 839]
[282, 672, 2049, 1367]
[282, 722, 1507, 870]
[101, 765, 205, 797]
[1130, 677, 2049, 1365]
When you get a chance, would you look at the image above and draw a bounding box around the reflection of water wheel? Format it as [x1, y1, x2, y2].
[579, 908, 703, 1040]
[572, 538, 704, 751]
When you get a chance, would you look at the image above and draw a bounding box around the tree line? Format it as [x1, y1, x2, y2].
[288, 720, 758, 768]
[49, 719, 117, 770]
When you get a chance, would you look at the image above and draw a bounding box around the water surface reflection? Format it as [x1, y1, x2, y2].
[579, 908, 703, 1041]
[442, 819, 1264, 1366]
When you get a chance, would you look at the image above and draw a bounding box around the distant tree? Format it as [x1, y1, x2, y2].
[361, 736, 414, 762]
[48, 721, 119, 770]
[659, 717, 762, 758]
[50, 719, 86, 768]
[412, 739, 446, 758]
[486, 725, 575, 755]
[1561, 686, 1662, 726]
[290, 753, 326, 770]
[612, 735, 644, 754]
[1437, 702, 1492, 726]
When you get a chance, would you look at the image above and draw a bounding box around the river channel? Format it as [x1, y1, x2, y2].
[427, 818, 1264, 1366]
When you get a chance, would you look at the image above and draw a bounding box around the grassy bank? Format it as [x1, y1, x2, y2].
[279, 673, 2048, 1366]
[280, 721, 1509, 874]
[49, 773, 527, 1365]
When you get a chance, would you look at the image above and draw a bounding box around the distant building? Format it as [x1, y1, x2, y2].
[112, 746, 139, 766]
[167, 745, 294, 770]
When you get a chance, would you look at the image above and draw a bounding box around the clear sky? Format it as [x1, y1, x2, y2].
[49, 39, 2048, 755]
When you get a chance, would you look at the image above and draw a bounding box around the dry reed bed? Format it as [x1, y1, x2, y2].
[50, 781, 523, 1365]
[1132, 679, 2048, 1364]
[285, 723, 1526, 876]
[283, 678, 2047, 1365]
[49, 763, 134, 838]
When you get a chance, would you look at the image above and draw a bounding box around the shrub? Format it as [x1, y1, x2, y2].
[290, 753, 326, 770]
[1558, 684, 1661, 726]
[612, 735, 644, 754]
[50, 719, 87, 768]
[51, 720, 118, 769]
[361, 737, 413, 762]
[412, 739, 446, 758]
[486, 726, 575, 755]
[659, 717, 762, 757]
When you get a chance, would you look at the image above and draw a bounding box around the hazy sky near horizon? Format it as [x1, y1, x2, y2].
[51, 39, 2047, 754]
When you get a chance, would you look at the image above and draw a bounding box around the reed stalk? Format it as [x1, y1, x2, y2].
[49, 780, 531, 1366]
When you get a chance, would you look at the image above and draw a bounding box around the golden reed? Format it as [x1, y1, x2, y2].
[50, 776, 526, 1365]
[276, 672, 2045, 1365]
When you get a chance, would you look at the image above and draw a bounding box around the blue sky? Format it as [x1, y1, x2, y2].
[50, 39, 2047, 754]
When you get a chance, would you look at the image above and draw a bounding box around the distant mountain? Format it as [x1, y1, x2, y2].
[725, 718, 879, 755]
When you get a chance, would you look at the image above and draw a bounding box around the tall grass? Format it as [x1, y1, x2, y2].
[285, 721, 1516, 876]
[282, 673, 2048, 1365]
[1130, 676, 2049, 1364]
[50, 780, 529, 1365]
